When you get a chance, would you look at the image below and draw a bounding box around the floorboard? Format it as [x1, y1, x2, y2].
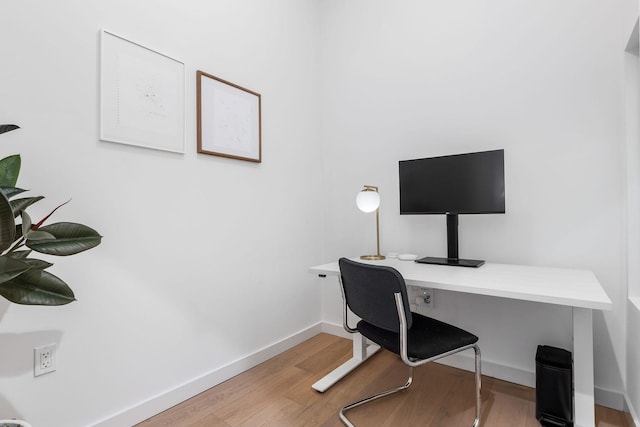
[136, 333, 632, 427]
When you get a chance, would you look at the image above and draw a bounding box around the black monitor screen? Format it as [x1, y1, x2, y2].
[399, 149, 505, 215]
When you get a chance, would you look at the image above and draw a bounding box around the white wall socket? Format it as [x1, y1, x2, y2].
[34, 344, 56, 377]
[417, 287, 434, 309]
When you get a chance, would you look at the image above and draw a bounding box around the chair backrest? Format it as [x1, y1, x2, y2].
[338, 258, 413, 332]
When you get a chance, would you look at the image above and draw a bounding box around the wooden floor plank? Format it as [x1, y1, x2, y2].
[136, 333, 632, 427]
[233, 396, 304, 427]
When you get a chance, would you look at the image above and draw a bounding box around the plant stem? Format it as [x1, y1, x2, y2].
[6, 236, 25, 254]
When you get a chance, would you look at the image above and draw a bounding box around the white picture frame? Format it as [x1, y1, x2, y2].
[197, 70, 262, 163]
[100, 30, 185, 153]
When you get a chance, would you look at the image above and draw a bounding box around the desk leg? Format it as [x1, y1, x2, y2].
[573, 307, 595, 427]
[311, 333, 380, 392]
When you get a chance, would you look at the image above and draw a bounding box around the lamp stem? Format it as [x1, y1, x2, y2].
[375, 207, 381, 257]
[358, 185, 385, 261]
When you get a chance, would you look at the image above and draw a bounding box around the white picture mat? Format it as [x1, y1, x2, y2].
[100, 30, 185, 153]
[198, 73, 261, 162]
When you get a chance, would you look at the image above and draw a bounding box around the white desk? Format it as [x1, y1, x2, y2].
[310, 258, 612, 427]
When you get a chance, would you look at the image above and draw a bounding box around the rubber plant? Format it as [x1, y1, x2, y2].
[0, 124, 102, 305]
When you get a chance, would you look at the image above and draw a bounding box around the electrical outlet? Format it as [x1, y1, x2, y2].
[417, 287, 434, 309]
[34, 344, 56, 377]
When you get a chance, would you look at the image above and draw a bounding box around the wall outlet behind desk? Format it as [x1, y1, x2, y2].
[410, 287, 433, 312]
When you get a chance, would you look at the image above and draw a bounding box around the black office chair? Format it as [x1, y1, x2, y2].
[337, 258, 482, 427]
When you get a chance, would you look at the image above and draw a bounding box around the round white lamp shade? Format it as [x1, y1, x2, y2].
[356, 190, 380, 213]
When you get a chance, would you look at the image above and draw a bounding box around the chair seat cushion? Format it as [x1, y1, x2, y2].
[357, 312, 478, 360]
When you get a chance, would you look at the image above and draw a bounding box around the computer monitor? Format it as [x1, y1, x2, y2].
[399, 149, 505, 267]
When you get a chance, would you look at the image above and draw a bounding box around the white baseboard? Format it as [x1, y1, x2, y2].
[90, 321, 630, 426]
[90, 323, 323, 427]
[321, 321, 627, 411]
[595, 386, 627, 412]
[442, 351, 627, 411]
[321, 320, 351, 339]
[626, 394, 640, 427]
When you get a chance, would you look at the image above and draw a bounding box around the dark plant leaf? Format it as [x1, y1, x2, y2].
[0, 191, 15, 252]
[25, 230, 55, 241]
[8, 250, 32, 259]
[0, 255, 31, 286]
[21, 258, 54, 270]
[14, 224, 22, 241]
[0, 125, 19, 135]
[0, 258, 53, 283]
[1, 187, 27, 199]
[27, 222, 102, 256]
[10, 196, 44, 218]
[0, 268, 75, 305]
[0, 155, 20, 188]
[5, 256, 51, 273]
[21, 210, 31, 239]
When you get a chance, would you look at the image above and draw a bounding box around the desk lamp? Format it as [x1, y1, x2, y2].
[356, 185, 385, 260]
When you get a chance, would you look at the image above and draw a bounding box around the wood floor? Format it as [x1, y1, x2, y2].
[136, 333, 632, 427]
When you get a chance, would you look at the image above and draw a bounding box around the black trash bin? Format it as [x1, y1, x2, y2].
[535, 345, 573, 427]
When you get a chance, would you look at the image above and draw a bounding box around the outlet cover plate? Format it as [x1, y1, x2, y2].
[419, 287, 434, 308]
[34, 344, 56, 376]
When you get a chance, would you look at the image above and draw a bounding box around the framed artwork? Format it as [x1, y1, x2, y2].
[100, 29, 185, 153]
[197, 70, 262, 163]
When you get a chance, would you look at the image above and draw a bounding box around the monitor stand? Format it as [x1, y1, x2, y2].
[415, 213, 485, 268]
[416, 256, 485, 268]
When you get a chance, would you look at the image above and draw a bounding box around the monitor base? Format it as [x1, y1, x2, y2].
[415, 256, 485, 268]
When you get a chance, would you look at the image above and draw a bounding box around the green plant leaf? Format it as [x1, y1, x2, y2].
[25, 230, 55, 241]
[0, 155, 20, 188]
[14, 224, 22, 241]
[0, 255, 31, 286]
[0, 268, 75, 305]
[0, 125, 19, 135]
[8, 250, 31, 259]
[21, 210, 31, 239]
[11, 196, 44, 217]
[1, 187, 27, 199]
[26, 222, 102, 256]
[21, 258, 54, 270]
[0, 191, 16, 253]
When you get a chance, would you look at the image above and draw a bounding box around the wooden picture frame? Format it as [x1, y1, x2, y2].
[197, 70, 262, 163]
[99, 30, 185, 153]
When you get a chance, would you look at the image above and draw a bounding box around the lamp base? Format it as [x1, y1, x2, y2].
[360, 254, 386, 260]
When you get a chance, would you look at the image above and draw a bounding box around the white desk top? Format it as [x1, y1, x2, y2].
[310, 258, 612, 311]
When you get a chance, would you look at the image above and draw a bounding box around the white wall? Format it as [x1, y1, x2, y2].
[319, 0, 629, 406]
[628, 301, 640, 422]
[624, 0, 640, 422]
[0, 1, 322, 426]
[0, 1, 635, 425]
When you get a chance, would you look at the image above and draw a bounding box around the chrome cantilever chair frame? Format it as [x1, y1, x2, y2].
[338, 275, 481, 427]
